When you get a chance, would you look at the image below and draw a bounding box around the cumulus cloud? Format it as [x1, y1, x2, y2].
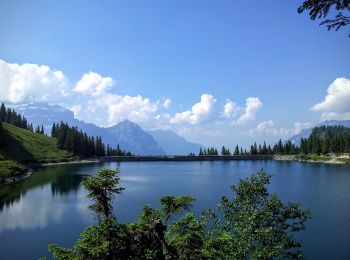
[73, 72, 114, 96]
[0, 59, 69, 103]
[234, 97, 263, 125]
[311, 78, 350, 120]
[248, 120, 312, 137]
[248, 120, 290, 137]
[163, 98, 171, 109]
[0, 59, 161, 127]
[103, 94, 159, 124]
[0, 59, 264, 132]
[169, 94, 217, 124]
[222, 100, 239, 118]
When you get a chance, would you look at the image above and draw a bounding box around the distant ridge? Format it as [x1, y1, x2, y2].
[289, 120, 350, 146]
[105, 120, 164, 156]
[12, 103, 164, 155]
[148, 129, 203, 155]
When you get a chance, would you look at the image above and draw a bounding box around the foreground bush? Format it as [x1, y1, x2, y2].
[48, 169, 310, 259]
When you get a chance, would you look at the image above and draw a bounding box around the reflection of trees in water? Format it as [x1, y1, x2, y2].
[0, 193, 23, 211]
[0, 184, 27, 212]
[0, 170, 88, 212]
[51, 175, 87, 197]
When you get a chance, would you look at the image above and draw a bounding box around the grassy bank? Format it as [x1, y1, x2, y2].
[0, 123, 72, 182]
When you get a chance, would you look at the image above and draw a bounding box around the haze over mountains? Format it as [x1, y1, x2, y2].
[148, 129, 203, 155]
[11, 103, 202, 155]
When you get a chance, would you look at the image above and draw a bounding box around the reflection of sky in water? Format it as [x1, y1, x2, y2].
[0, 184, 90, 231]
[121, 175, 149, 182]
[0, 161, 350, 260]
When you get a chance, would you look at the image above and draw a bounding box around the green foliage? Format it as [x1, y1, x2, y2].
[82, 169, 124, 221]
[53, 122, 133, 158]
[0, 123, 71, 163]
[0, 102, 33, 131]
[0, 123, 71, 182]
[106, 144, 133, 156]
[247, 125, 350, 156]
[221, 146, 231, 156]
[53, 121, 106, 157]
[159, 195, 195, 224]
[166, 213, 207, 259]
[198, 147, 218, 156]
[48, 169, 310, 260]
[0, 160, 27, 182]
[299, 125, 350, 155]
[215, 170, 310, 259]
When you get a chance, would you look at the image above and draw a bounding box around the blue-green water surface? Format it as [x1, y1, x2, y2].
[0, 160, 349, 259]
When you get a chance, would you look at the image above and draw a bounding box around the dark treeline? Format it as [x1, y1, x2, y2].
[200, 142, 274, 156]
[300, 125, 350, 155]
[0, 102, 32, 131]
[52, 122, 133, 157]
[0, 102, 45, 134]
[206, 125, 350, 156]
[52, 122, 106, 157]
[106, 144, 133, 156]
[269, 126, 350, 155]
[199, 147, 218, 155]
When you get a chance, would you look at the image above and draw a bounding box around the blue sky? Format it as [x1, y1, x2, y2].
[0, 0, 349, 147]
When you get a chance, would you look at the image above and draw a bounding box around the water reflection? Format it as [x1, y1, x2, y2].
[1, 161, 350, 260]
[0, 165, 91, 212]
[51, 174, 87, 197]
[0, 185, 66, 230]
[0, 165, 92, 231]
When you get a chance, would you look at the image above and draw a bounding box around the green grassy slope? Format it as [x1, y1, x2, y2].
[0, 123, 72, 181]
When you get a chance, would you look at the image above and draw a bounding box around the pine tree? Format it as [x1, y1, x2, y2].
[234, 145, 240, 155]
[0, 103, 6, 122]
[199, 148, 203, 156]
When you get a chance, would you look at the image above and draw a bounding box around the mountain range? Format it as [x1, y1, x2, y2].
[148, 129, 203, 155]
[289, 120, 350, 146]
[11, 103, 202, 155]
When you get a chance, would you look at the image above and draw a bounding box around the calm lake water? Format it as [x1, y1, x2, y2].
[0, 160, 349, 259]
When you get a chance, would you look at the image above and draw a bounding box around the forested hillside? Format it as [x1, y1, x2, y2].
[299, 126, 350, 155]
[0, 122, 71, 182]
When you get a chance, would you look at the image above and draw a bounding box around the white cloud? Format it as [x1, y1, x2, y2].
[234, 97, 263, 125]
[69, 105, 82, 118]
[248, 120, 290, 137]
[311, 78, 350, 120]
[73, 72, 114, 96]
[163, 98, 171, 109]
[0, 60, 161, 127]
[103, 94, 159, 124]
[248, 120, 312, 137]
[222, 100, 239, 118]
[0, 59, 265, 134]
[293, 122, 312, 134]
[169, 94, 217, 124]
[0, 59, 69, 103]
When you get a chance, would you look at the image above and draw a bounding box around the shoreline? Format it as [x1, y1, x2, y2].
[2, 155, 348, 185]
[1, 158, 101, 185]
[41, 158, 101, 167]
[274, 155, 349, 165]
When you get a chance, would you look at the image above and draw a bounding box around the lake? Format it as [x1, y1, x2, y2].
[0, 160, 349, 259]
